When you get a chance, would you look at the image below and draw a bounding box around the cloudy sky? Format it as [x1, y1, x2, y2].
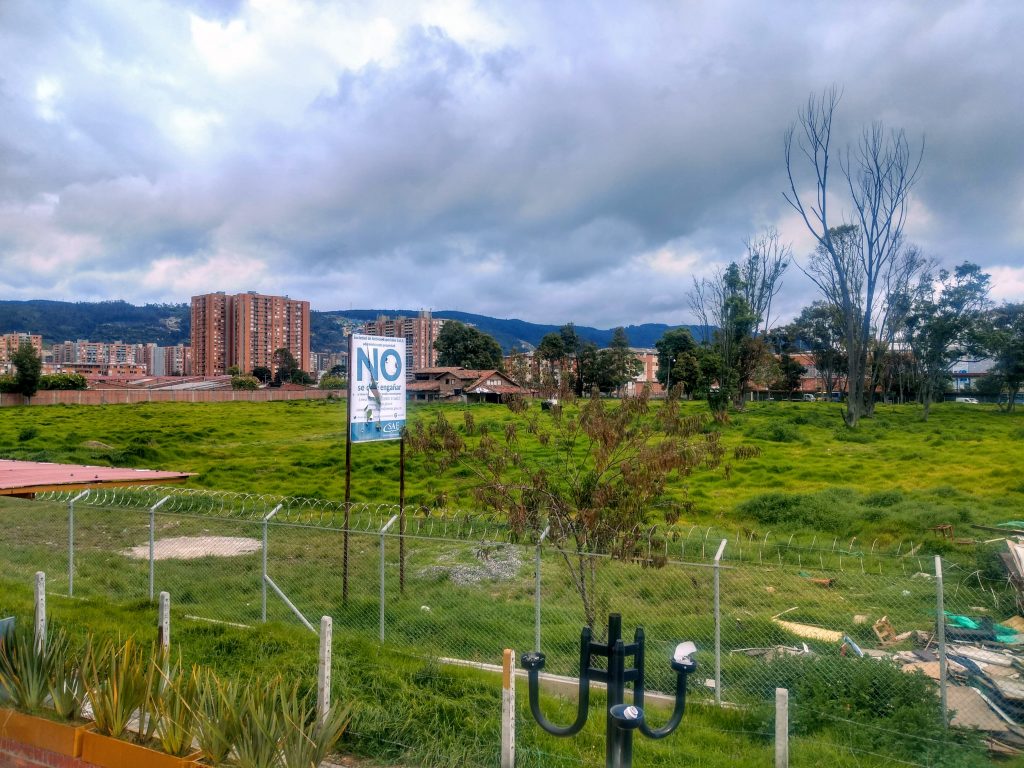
[1, 0, 1022, 327]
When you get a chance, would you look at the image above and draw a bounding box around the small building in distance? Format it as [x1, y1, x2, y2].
[408, 367, 529, 403]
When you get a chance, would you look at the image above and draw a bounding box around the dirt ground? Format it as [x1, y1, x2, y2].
[123, 535, 262, 560]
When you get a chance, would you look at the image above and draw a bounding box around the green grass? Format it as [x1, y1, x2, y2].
[1, 398, 1022, 765]
[1, 398, 1022, 552]
[0, 578, 987, 768]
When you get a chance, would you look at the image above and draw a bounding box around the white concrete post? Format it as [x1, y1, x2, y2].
[775, 687, 789, 768]
[34, 571, 46, 653]
[159, 591, 171, 656]
[68, 490, 88, 597]
[318, 616, 333, 725]
[713, 538, 727, 705]
[501, 648, 516, 768]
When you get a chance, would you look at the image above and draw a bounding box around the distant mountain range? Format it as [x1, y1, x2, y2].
[0, 300, 707, 353]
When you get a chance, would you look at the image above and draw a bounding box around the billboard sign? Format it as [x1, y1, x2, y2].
[348, 334, 406, 442]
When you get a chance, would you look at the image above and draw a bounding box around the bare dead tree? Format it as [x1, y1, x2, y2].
[784, 86, 924, 427]
[741, 226, 792, 337]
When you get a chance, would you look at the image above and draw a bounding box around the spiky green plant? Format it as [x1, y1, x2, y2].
[46, 628, 84, 721]
[0, 622, 51, 711]
[232, 676, 284, 768]
[152, 661, 199, 757]
[194, 669, 239, 766]
[278, 681, 351, 768]
[81, 636, 150, 739]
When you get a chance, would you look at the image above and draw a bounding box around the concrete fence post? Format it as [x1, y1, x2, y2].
[775, 687, 789, 768]
[714, 538, 727, 705]
[318, 616, 333, 725]
[34, 571, 46, 653]
[158, 591, 171, 656]
[501, 648, 516, 768]
[68, 490, 89, 597]
[935, 555, 948, 727]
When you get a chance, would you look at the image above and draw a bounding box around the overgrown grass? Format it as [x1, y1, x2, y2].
[0, 578, 987, 768]
[1, 398, 1022, 553]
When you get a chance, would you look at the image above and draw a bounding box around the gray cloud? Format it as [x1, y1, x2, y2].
[0, 0, 1021, 327]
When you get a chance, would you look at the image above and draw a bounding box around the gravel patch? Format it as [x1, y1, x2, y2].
[420, 543, 522, 585]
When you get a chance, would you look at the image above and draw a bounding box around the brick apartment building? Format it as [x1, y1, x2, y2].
[191, 292, 310, 377]
[0, 332, 44, 370]
[1, 332, 43, 375]
[361, 311, 445, 374]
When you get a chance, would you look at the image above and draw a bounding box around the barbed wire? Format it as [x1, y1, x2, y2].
[32, 486, 1006, 577]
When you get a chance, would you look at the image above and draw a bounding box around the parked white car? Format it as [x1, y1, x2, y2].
[955, 397, 979, 404]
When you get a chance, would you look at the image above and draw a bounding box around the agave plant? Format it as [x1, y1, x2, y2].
[46, 628, 84, 721]
[0, 623, 51, 711]
[151, 661, 199, 757]
[278, 681, 351, 768]
[81, 636, 150, 739]
[193, 669, 239, 766]
[231, 676, 284, 768]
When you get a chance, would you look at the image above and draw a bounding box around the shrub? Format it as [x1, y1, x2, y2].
[737, 489, 860, 533]
[319, 376, 346, 390]
[745, 655, 984, 767]
[38, 373, 88, 390]
[231, 375, 260, 391]
[747, 422, 803, 443]
[864, 489, 903, 507]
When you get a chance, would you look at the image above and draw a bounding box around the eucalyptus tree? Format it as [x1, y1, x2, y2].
[981, 303, 1024, 413]
[784, 86, 925, 426]
[904, 263, 991, 420]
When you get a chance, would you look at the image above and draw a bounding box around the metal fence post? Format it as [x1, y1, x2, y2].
[318, 616, 333, 725]
[379, 514, 399, 643]
[262, 504, 282, 622]
[535, 525, 550, 652]
[935, 555, 948, 727]
[67, 490, 88, 597]
[34, 571, 46, 653]
[714, 538, 727, 706]
[148, 496, 171, 600]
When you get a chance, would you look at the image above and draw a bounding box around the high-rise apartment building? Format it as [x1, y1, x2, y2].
[191, 292, 310, 377]
[1, 332, 43, 373]
[1, 333, 43, 362]
[361, 311, 445, 373]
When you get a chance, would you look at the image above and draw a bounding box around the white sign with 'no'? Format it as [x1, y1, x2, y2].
[348, 334, 406, 443]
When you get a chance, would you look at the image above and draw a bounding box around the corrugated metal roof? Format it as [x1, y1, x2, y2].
[0, 460, 194, 496]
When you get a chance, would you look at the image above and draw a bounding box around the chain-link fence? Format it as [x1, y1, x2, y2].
[3, 486, 1020, 764]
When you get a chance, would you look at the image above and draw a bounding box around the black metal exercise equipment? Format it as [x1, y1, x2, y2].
[521, 613, 696, 768]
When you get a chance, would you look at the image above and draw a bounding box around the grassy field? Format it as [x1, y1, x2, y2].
[1, 397, 1022, 551]
[1, 398, 1020, 766]
[0, 576, 988, 768]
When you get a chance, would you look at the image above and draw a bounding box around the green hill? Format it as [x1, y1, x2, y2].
[0, 299, 706, 353]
